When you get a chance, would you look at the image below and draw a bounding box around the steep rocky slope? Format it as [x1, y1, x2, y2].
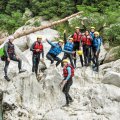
[0, 26, 120, 120]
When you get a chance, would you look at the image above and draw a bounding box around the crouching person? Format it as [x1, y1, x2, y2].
[46, 39, 64, 67]
[60, 59, 74, 107]
[4, 36, 26, 81]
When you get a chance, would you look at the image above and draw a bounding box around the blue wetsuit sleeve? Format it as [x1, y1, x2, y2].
[65, 67, 71, 81]
[47, 40, 56, 47]
[62, 49, 73, 54]
[97, 38, 101, 51]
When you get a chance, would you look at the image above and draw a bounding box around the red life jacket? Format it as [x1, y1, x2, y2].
[81, 35, 92, 46]
[7, 42, 15, 54]
[34, 41, 43, 53]
[73, 32, 82, 42]
[63, 64, 74, 77]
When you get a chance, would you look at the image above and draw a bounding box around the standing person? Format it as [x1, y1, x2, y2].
[60, 59, 74, 107]
[46, 39, 64, 67]
[72, 27, 84, 68]
[30, 35, 44, 76]
[92, 32, 102, 72]
[81, 21, 106, 39]
[81, 30, 92, 66]
[62, 30, 74, 68]
[90, 27, 95, 39]
[4, 36, 26, 81]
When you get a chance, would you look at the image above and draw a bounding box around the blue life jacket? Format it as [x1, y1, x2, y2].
[64, 41, 74, 52]
[92, 37, 102, 48]
[90, 32, 94, 39]
[49, 43, 62, 56]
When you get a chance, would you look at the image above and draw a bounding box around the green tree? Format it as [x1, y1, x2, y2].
[0, 11, 25, 34]
[5, 0, 28, 15]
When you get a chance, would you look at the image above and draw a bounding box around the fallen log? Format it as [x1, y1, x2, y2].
[0, 11, 83, 44]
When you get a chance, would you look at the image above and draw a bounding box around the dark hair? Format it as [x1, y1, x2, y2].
[85, 30, 90, 33]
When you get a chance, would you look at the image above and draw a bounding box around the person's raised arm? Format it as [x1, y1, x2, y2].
[80, 20, 87, 32]
[63, 30, 67, 44]
[46, 39, 56, 47]
[62, 49, 73, 54]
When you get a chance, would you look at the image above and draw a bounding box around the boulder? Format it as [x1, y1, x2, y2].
[99, 44, 107, 61]
[103, 46, 120, 63]
[13, 36, 28, 52]
[102, 71, 120, 88]
[26, 28, 59, 47]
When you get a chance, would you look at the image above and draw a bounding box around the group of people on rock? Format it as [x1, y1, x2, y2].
[1, 23, 103, 107]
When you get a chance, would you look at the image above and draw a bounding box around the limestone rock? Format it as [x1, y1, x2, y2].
[103, 46, 120, 63]
[102, 71, 120, 88]
[0, 24, 120, 120]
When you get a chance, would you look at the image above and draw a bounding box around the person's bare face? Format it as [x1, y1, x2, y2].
[85, 31, 89, 36]
[59, 42, 63, 46]
[37, 38, 42, 42]
[76, 29, 80, 33]
[69, 39, 73, 43]
[91, 28, 95, 32]
[94, 34, 98, 37]
[63, 62, 67, 66]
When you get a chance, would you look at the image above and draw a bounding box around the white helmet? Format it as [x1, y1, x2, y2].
[8, 35, 14, 41]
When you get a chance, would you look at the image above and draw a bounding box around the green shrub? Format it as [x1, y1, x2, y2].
[33, 21, 41, 27]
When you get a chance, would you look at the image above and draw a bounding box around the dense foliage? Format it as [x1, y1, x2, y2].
[0, 0, 119, 49]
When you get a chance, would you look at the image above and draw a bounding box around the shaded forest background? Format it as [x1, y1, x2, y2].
[0, 0, 120, 48]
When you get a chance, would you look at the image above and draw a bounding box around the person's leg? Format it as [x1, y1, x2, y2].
[62, 78, 73, 105]
[4, 58, 11, 81]
[46, 53, 54, 64]
[67, 78, 73, 101]
[54, 56, 61, 67]
[35, 56, 40, 75]
[69, 54, 74, 68]
[86, 46, 89, 65]
[73, 43, 77, 68]
[95, 50, 100, 72]
[89, 46, 92, 64]
[79, 55, 84, 67]
[61, 53, 68, 67]
[73, 52, 77, 68]
[32, 55, 36, 72]
[11, 55, 26, 73]
[11, 56, 22, 71]
[83, 45, 87, 65]
[62, 83, 69, 105]
[4, 59, 10, 77]
[91, 47, 96, 65]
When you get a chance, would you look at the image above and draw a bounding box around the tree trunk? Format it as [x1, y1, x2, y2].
[0, 11, 83, 45]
